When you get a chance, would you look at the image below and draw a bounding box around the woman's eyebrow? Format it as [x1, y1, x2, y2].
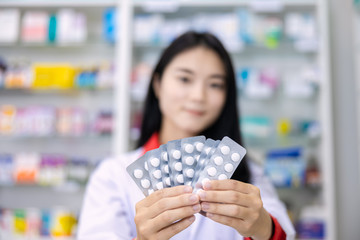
[209, 74, 226, 80]
[176, 68, 225, 80]
[175, 68, 194, 75]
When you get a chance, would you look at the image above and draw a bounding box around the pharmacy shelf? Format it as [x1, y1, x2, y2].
[0, 0, 117, 7]
[0, 236, 73, 240]
[0, 0, 336, 239]
[0, 183, 86, 192]
[133, 42, 318, 55]
[0, 42, 115, 48]
[133, 0, 317, 8]
[130, 1, 335, 240]
[0, 88, 113, 95]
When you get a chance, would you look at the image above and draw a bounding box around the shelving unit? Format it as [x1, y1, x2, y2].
[128, 1, 336, 239]
[353, 1, 360, 184]
[0, 1, 120, 238]
[0, 0, 336, 239]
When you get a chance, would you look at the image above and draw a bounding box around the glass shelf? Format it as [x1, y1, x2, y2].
[0, 0, 117, 7]
[0, 42, 115, 49]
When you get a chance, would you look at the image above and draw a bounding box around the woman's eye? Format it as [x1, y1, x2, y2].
[210, 82, 225, 89]
[179, 77, 190, 83]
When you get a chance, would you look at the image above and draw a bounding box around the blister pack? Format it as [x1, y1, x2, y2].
[180, 136, 206, 185]
[126, 150, 154, 196]
[193, 136, 246, 192]
[127, 135, 247, 197]
[191, 139, 219, 189]
[146, 148, 164, 191]
[159, 144, 172, 188]
[167, 140, 184, 186]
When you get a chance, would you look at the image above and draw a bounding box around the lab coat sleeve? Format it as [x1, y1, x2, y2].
[77, 158, 135, 240]
[250, 162, 296, 240]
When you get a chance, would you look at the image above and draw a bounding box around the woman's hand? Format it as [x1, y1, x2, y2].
[135, 185, 201, 240]
[198, 180, 273, 240]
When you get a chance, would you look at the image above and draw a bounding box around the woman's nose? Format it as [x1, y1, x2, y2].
[189, 82, 206, 102]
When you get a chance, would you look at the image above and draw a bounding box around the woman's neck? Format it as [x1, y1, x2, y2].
[158, 121, 195, 144]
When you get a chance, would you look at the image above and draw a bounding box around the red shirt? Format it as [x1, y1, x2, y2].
[141, 133, 286, 240]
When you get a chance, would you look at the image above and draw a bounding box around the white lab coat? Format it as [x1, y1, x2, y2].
[77, 148, 296, 240]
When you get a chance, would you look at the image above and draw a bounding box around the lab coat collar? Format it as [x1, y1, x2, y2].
[142, 132, 160, 155]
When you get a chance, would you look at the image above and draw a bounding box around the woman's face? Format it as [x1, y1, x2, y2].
[154, 46, 227, 137]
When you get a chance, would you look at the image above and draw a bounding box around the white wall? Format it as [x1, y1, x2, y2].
[328, 0, 360, 238]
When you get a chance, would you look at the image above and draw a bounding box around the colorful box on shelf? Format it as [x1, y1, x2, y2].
[264, 147, 306, 188]
[103, 8, 117, 44]
[32, 64, 77, 89]
[13, 153, 41, 184]
[0, 152, 93, 187]
[0, 207, 77, 238]
[240, 116, 272, 140]
[0, 9, 20, 43]
[0, 105, 16, 135]
[296, 205, 325, 239]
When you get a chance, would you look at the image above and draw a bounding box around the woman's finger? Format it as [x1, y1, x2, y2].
[197, 189, 253, 206]
[158, 215, 196, 240]
[203, 179, 254, 194]
[147, 193, 200, 219]
[151, 204, 201, 230]
[206, 213, 249, 234]
[201, 202, 251, 219]
[136, 185, 192, 209]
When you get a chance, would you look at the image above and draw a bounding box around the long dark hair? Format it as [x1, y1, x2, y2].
[137, 31, 250, 183]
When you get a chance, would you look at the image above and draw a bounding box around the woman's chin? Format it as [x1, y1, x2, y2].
[180, 125, 207, 136]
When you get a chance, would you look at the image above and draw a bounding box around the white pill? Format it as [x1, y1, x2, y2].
[177, 174, 184, 184]
[202, 178, 210, 186]
[144, 162, 148, 171]
[172, 150, 181, 159]
[148, 189, 154, 195]
[196, 142, 204, 152]
[186, 169, 195, 178]
[150, 157, 160, 167]
[218, 174, 228, 180]
[162, 152, 168, 161]
[214, 156, 223, 165]
[185, 156, 195, 166]
[164, 165, 169, 174]
[165, 177, 171, 186]
[133, 169, 143, 179]
[156, 182, 164, 190]
[153, 170, 161, 179]
[141, 179, 150, 189]
[207, 167, 217, 177]
[174, 162, 182, 171]
[224, 163, 234, 173]
[195, 154, 200, 161]
[205, 147, 211, 155]
[221, 146, 230, 155]
[231, 153, 241, 162]
[185, 144, 194, 154]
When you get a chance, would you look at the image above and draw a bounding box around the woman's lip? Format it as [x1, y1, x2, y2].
[186, 109, 205, 116]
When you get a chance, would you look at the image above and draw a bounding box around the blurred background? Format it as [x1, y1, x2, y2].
[0, 0, 359, 239]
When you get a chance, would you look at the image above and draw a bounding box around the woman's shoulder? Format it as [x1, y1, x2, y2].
[91, 147, 143, 180]
[248, 160, 265, 178]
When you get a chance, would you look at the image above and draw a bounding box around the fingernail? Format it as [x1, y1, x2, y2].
[203, 181, 211, 190]
[197, 190, 206, 200]
[193, 204, 201, 212]
[206, 213, 214, 218]
[201, 202, 210, 211]
[188, 215, 195, 222]
[184, 186, 192, 193]
[189, 194, 198, 203]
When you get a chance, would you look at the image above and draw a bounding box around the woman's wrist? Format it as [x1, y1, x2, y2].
[250, 208, 273, 240]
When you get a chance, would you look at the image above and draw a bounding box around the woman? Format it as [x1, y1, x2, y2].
[77, 31, 295, 240]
